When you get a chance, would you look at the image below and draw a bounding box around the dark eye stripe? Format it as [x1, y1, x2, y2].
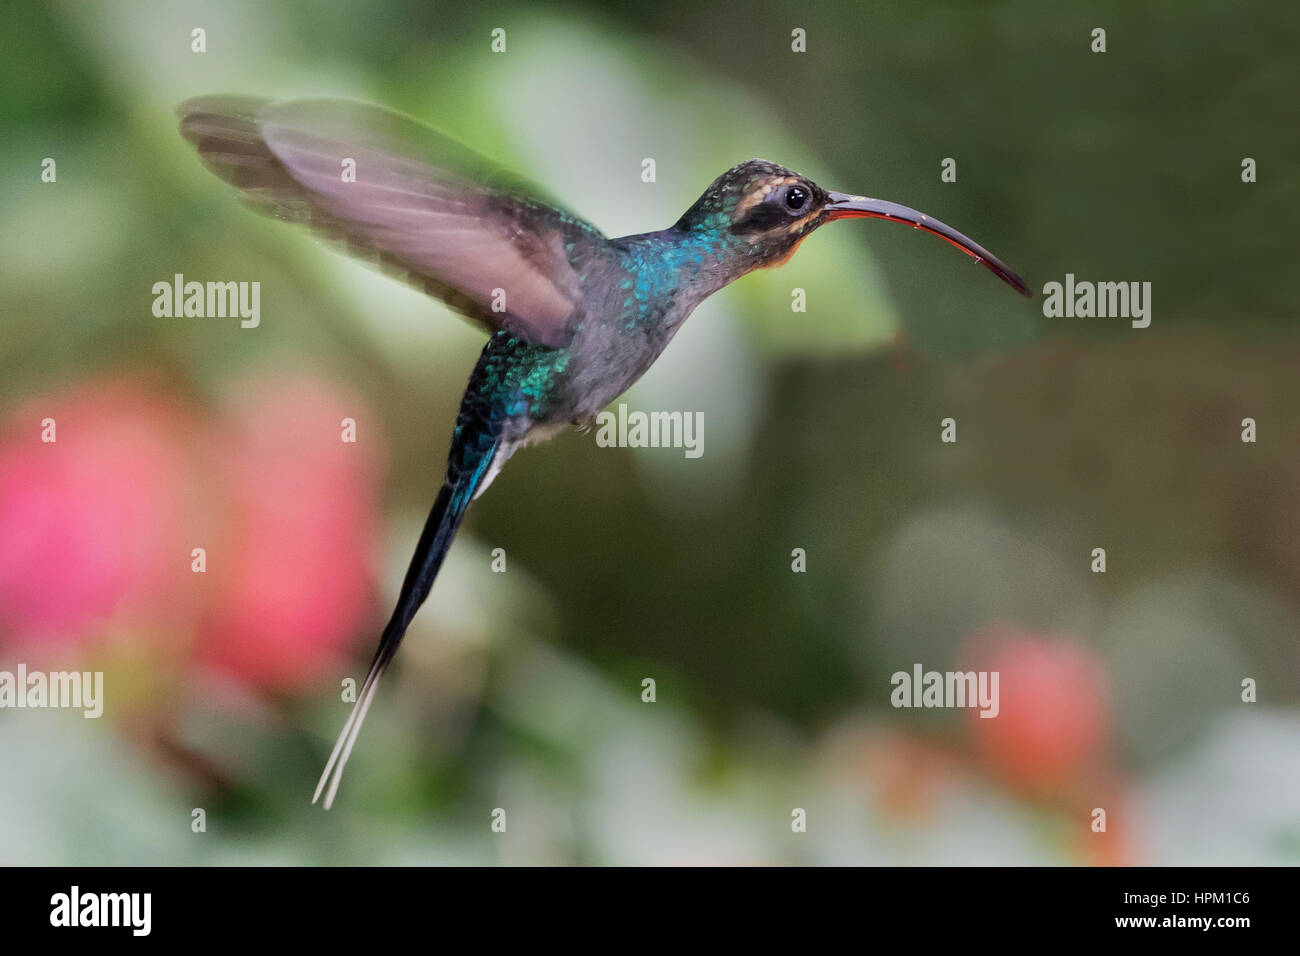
[731, 200, 788, 234]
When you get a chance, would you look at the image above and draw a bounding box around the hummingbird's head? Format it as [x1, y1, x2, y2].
[675, 159, 829, 267]
[676, 158, 1031, 297]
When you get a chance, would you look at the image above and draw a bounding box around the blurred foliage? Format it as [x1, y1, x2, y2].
[1, 0, 1298, 864]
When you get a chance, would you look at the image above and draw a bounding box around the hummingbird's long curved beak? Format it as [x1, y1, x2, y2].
[824, 191, 1032, 298]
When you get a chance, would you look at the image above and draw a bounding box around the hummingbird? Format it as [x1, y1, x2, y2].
[178, 96, 1030, 808]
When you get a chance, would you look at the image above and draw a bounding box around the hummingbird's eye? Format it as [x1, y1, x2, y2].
[784, 186, 808, 212]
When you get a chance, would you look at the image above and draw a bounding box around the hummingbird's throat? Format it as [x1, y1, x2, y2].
[766, 234, 811, 268]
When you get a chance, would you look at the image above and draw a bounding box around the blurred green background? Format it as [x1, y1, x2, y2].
[1, 0, 1298, 864]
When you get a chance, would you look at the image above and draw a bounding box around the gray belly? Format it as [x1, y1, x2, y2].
[546, 312, 687, 425]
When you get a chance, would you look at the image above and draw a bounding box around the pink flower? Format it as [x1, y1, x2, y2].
[195, 375, 385, 690]
[0, 383, 196, 652]
[0, 373, 387, 696]
[965, 626, 1111, 796]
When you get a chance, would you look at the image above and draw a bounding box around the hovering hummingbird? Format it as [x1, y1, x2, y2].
[179, 96, 1030, 808]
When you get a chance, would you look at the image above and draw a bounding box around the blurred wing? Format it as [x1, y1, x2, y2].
[178, 96, 604, 349]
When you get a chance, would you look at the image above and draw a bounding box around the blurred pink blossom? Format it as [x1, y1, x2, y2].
[0, 374, 386, 694]
[964, 626, 1111, 797]
[195, 374, 385, 690]
[0, 383, 196, 651]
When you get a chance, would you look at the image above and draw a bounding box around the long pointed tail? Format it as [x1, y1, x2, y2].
[313, 431, 500, 809]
